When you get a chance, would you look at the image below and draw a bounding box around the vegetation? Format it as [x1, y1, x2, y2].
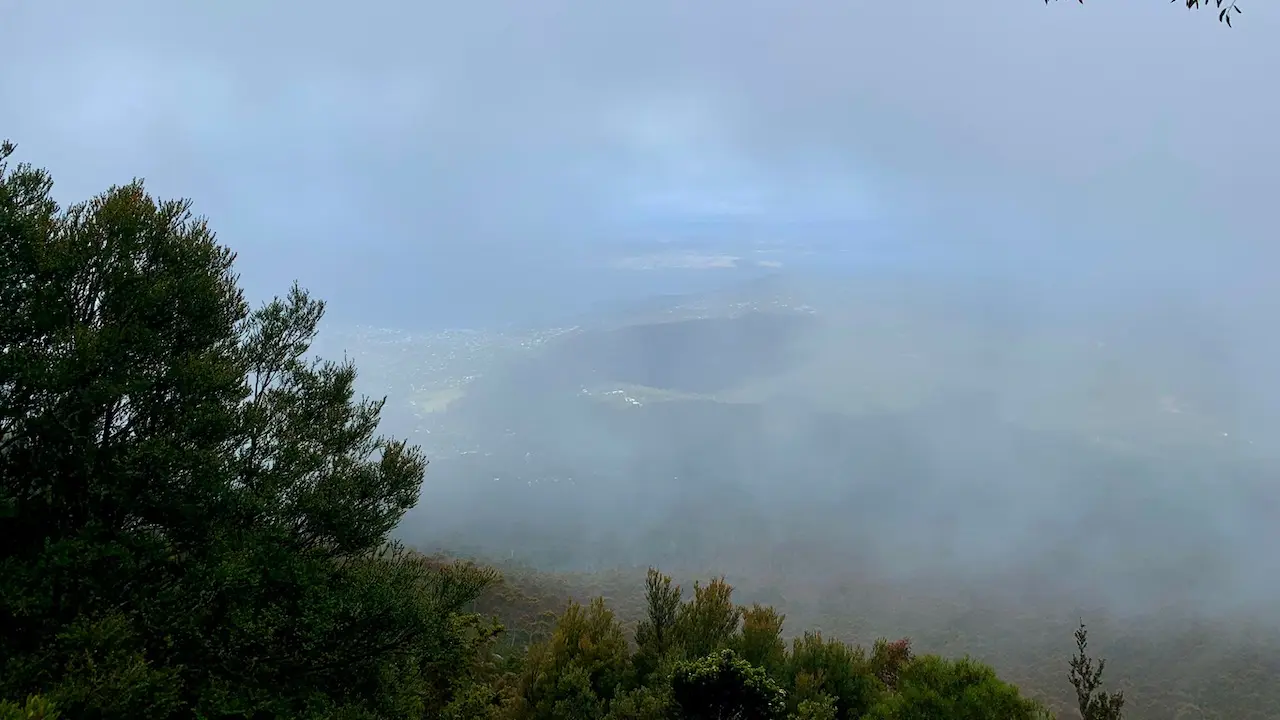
[0, 141, 498, 719]
[0, 139, 1257, 719]
[1048, 0, 1243, 26]
[464, 560, 1280, 719]
[492, 567, 1060, 720]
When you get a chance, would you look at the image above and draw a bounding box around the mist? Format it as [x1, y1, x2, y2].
[382, 274, 1280, 624]
[6, 0, 1280, 645]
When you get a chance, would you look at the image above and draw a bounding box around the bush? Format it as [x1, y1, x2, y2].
[670, 649, 787, 720]
[865, 655, 1047, 720]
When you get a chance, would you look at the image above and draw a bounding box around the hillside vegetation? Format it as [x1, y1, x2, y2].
[464, 559, 1280, 719]
[3, 143, 1278, 719]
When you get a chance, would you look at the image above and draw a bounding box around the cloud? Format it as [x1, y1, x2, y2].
[612, 253, 743, 271]
[2, 0, 1277, 317]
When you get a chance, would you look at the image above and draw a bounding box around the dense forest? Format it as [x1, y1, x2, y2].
[0, 141, 1265, 720]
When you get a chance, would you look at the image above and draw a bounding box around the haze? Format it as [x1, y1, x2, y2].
[5, 0, 1280, 640]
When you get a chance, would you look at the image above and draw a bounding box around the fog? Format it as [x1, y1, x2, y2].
[5, 0, 1280, 634]
[380, 274, 1280, 624]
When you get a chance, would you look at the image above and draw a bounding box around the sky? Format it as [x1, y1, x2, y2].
[2, 0, 1278, 327]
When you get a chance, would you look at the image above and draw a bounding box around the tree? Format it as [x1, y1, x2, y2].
[785, 632, 883, 720]
[789, 694, 837, 720]
[864, 655, 1046, 720]
[670, 649, 786, 720]
[515, 597, 631, 720]
[0, 140, 498, 719]
[676, 577, 742, 661]
[869, 637, 914, 693]
[732, 604, 787, 680]
[1068, 622, 1125, 720]
[633, 568, 684, 682]
[1048, 0, 1243, 26]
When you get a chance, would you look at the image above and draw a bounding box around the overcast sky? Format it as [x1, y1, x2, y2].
[3, 0, 1277, 325]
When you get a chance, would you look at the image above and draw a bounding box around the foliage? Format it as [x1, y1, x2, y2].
[786, 631, 883, 719]
[466, 556, 1280, 719]
[676, 576, 743, 661]
[869, 638, 914, 693]
[498, 570, 1073, 720]
[865, 655, 1047, 720]
[670, 649, 787, 720]
[0, 141, 497, 719]
[0, 696, 59, 720]
[734, 603, 788, 679]
[604, 685, 672, 720]
[790, 693, 837, 720]
[513, 597, 631, 719]
[634, 568, 684, 681]
[1069, 622, 1125, 720]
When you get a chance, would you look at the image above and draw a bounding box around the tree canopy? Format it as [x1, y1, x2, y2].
[0, 140, 500, 719]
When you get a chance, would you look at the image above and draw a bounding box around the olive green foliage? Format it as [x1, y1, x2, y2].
[792, 694, 838, 720]
[459, 548, 1280, 718]
[515, 597, 632, 719]
[506, 569, 1055, 720]
[0, 696, 59, 720]
[633, 567, 684, 682]
[734, 604, 788, 678]
[677, 577, 743, 660]
[786, 631, 883, 719]
[603, 685, 671, 720]
[0, 141, 499, 719]
[868, 638, 913, 692]
[864, 656, 1046, 720]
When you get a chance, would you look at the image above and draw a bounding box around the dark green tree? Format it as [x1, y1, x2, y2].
[0, 140, 497, 719]
[670, 649, 786, 720]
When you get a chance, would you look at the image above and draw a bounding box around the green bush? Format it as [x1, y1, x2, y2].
[0, 696, 59, 720]
[865, 655, 1047, 720]
[670, 649, 787, 720]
